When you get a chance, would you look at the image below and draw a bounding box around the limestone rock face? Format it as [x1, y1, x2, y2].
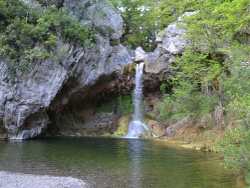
[143, 11, 198, 86]
[0, 2, 129, 139]
[65, 0, 123, 40]
[0, 10, 194, 139]
[134, 47, 147, 62]
[161, 11, 198, 55]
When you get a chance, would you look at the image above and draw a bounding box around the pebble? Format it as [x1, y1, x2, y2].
[0, 171, 88, 188]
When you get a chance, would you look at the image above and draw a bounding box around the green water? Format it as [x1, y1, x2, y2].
[0, 137, 242, 187]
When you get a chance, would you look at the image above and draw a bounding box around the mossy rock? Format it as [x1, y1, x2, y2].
[138, 133, 144, 139]
[113, 115, 130, 137]
[123, 64, 136, 74]
[193, 144, 212, 152]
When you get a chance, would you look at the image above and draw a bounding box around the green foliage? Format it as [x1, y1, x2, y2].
[0, 0, 94, 76]
[0, 0, 32, 31]
[158, 0, 249, 118]
[158, 48, 222, 121]
[118, 0, 206, 51]
[216, 83, 250, 183]
[242, 132, 250, 184]
[182, 0, 250, 50]
[203, 130, 216, 139]
[95, 25, 115, 37]
[155, 1, 249, 182]
[43, 34, 57, 46]
[222, 61, 250, 103]
[0, 19, 38, 61]
[158, 82, 218, 121]
[217, 125, 249, 172]
[52, 45, 70, 62]
[154, 0, 203, 29]
[117, 93, 134, 115]
[119, 0, 158, 51]
[37, 8, 92, 44]
[154, 94, 172, 121]
[232, 95, 250, 126]
[110, 39, 120, 46]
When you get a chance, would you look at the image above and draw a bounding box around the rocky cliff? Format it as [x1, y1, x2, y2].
[0, 1, 130, 139]
[0, 3, 196, 139]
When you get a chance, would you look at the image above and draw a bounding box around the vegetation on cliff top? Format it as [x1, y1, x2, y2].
[0, 0, 94, 75]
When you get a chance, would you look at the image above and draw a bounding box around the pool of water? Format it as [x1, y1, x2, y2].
[0, 137, 242, 187]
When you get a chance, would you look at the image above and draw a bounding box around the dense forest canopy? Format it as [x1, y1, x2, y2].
[0, 0, 249, 185]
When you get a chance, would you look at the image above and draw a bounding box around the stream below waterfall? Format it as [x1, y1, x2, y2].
[0, 137, 244, 188]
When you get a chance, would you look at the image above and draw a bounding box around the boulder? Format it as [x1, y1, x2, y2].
[143, 11, 198, 89]
[134, 46, 147, 62]
[161, 11, 198, 55]
[147, 120, 166, 137]
[166, 116, 189, 137]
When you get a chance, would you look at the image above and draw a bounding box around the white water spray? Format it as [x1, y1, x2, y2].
[133, 63, 144, 122]
[126, 63, 149, 138]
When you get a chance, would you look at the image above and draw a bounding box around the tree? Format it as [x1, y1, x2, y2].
[119, 0, 158, 51]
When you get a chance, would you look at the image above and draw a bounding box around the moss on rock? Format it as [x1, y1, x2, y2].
[113, 115, 130, 136]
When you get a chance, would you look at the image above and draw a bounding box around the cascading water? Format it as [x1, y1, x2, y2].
[126, 63, 149, 138]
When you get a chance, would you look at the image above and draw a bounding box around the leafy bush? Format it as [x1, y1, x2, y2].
[222, 61, 250, 105]
[37, 8, 92, 44]
[216, 91, 250, 183]
[117, 93, 134, 115]
[0, 0, 94, 75]
[217, 125, 250, 182]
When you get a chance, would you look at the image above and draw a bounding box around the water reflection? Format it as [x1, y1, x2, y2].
[0, 138, 244, 188]
[127, 139, 145, 188]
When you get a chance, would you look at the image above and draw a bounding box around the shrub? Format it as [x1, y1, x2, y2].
[117, 93, 134, 115]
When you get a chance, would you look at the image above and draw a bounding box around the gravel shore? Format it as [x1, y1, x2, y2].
[0, 171, 88, 188]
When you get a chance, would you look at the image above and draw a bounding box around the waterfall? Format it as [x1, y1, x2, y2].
[133, 63, 144, 121]
[126, 63, 149, 138]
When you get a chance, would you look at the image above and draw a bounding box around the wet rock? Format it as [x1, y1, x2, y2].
[147, 120, 167, 137]
[138, 133, 144, 138]
[21, 130, 30, 140]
